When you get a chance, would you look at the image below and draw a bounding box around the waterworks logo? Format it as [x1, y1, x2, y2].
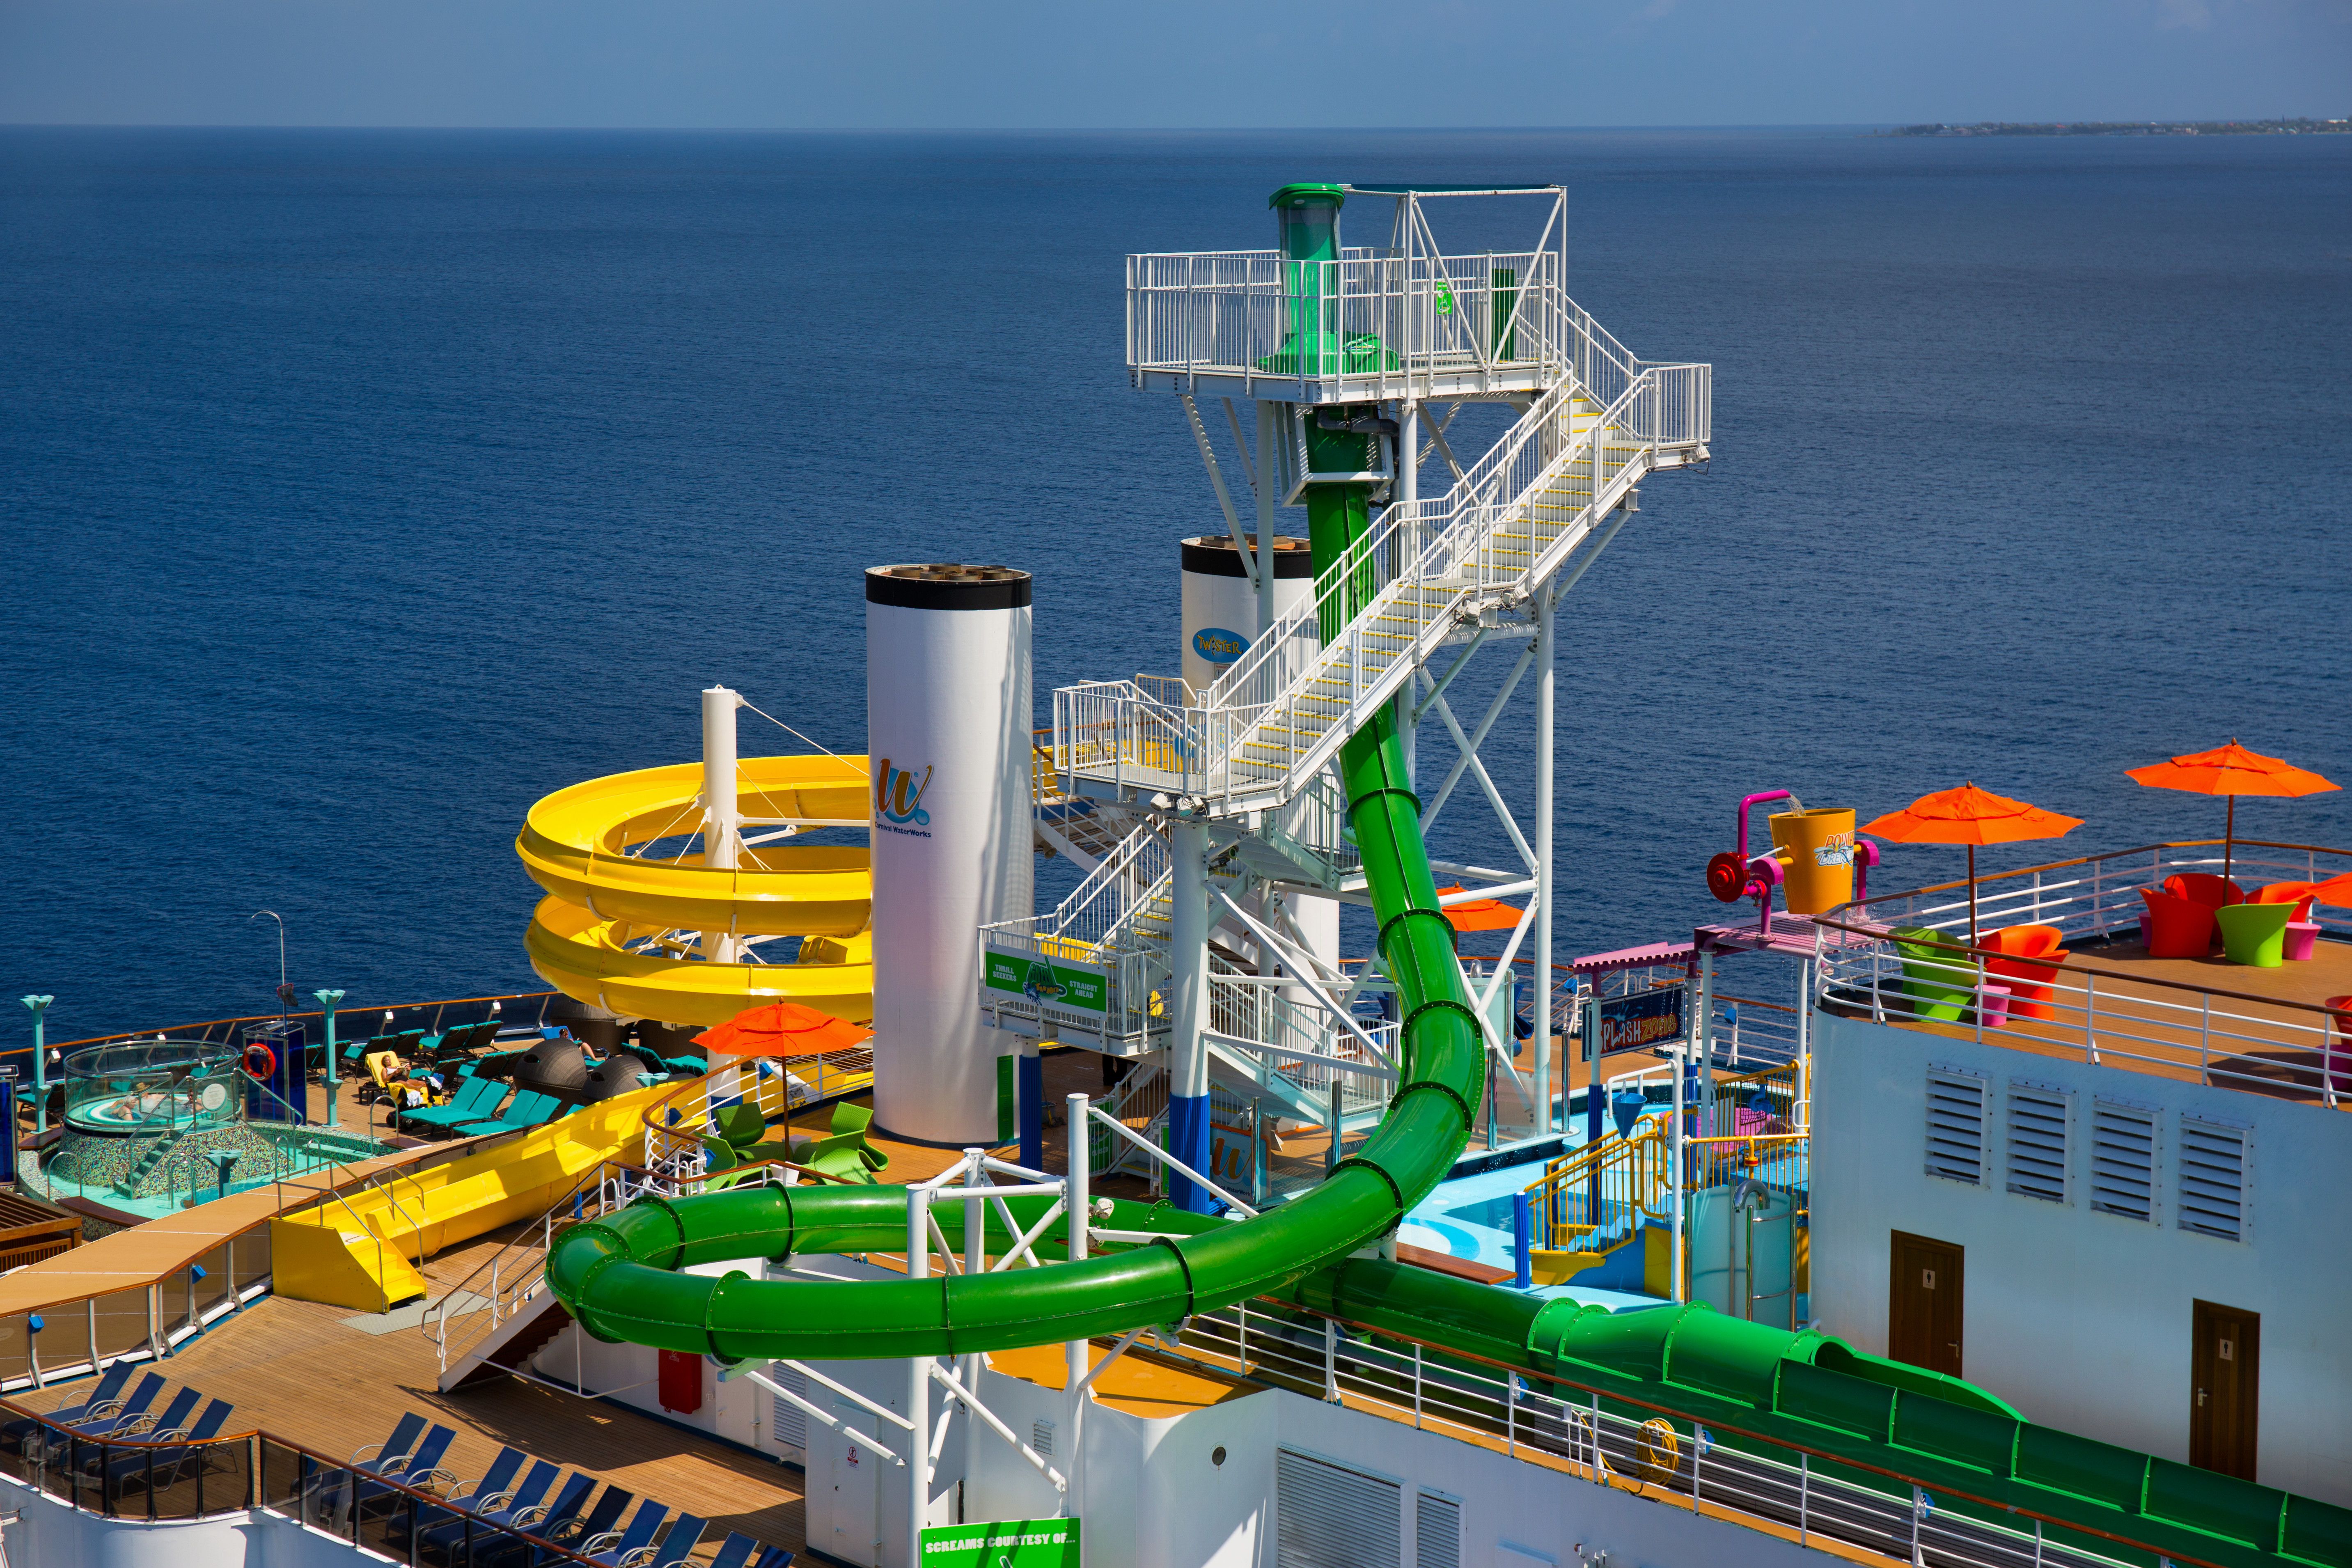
[875, 758, 933, 837]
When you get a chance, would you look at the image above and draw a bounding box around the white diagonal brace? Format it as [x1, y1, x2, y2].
[1418, 639, 1536, 839]
[930, 1360, 1067, 1492]
[1209, 886, 1398, 1069]
[1087, 1106, 1258, 1217]
[744, 1368, 907, 1467]
[1182, 393, 1258, 591]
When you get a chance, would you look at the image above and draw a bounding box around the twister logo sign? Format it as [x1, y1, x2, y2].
[874, 757, 933, 839]
[1192, 626, 1249, 665]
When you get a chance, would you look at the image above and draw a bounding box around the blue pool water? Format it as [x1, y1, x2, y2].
[5, 128, 2349, 1038]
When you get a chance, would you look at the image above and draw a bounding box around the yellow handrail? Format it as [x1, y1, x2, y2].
[1521, 1127, 1674, 1252]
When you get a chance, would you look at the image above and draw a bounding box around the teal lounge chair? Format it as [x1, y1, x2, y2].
[394, 1073, 508, 1134]
[456, 1090, 564, 1138]
[1892, 926, 1976, 1023]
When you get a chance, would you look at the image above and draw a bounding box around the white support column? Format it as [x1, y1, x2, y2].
[700, 685, 741, 961]
[1533, 583, 1554, 1135]
[1395, 400, 1419, 786]
[1064, 1091, 1090, 1523]
[906, 1187, 932, 1561]
[1669, 1034, 1686, 1305]
[1168, 818, 1214, 1213]
[1255, 401, 1279, 639]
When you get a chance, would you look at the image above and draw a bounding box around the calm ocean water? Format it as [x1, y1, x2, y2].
[4, 127, 2347, 1041]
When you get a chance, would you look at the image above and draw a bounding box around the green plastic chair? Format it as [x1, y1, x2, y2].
[789, 1103, 889, 1184]
[2215, 902, 2293, 968]
[1892, 926, 1977, 1023]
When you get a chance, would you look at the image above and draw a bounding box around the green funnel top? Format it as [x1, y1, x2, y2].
[1268, 182, 1346, 211]
[1271, 183, 1345, 263]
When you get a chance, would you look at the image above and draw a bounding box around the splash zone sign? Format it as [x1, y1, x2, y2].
[1591, 986, 1688, 1060]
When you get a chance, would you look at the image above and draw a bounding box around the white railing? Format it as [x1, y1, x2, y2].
[1203, 965, 1396, 1126]
[1813, 841, 2352, 1110]
[979, 823, 1174, 1051]
[1126, 248, 1582, 400]
[1155, 1295, 2149, 1568]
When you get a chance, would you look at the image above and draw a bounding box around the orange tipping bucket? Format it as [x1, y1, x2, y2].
[1769, 807, 1857, 915]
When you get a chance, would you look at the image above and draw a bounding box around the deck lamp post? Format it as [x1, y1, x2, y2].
[208, 1148, 239, 1200]
[20, 997, 52, 1138]
[314, 989, 346, 1129]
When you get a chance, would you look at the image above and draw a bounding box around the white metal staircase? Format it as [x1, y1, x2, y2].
[1056, 281, 1708, 818]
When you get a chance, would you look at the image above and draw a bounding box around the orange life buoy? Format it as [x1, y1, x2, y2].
[243, 1043, 276, 1080]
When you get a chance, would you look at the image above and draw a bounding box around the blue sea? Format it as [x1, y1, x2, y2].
[5, 127, 2348, 1042]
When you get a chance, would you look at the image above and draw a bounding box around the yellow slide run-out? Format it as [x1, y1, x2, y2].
[517, 754, 874, 1029]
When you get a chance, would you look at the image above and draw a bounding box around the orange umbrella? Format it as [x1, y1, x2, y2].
[1435, 884, 1525, 933]
[1861, 783, 2084, 944]
[694, 1001, 871, 1060]
[2126, 740, 2339, 888]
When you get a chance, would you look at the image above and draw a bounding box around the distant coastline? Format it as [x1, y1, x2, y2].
[1886, 117, 2347, 137]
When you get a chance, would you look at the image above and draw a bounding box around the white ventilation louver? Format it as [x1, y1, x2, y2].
[2177, 1116, 2250, 1242]
[1277, 1448, 1402, 1568]
[2005, 1081, 2071, 1204]
[1031, 1419, 1056, 1457]
[1924, 1067, 1988, 1185]
[2089, 1098, 2159, 1222]
[1415, 1492, 1462, 1568]
[768, 1364, 808, 1453]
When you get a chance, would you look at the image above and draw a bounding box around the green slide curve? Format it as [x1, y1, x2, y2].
[544, 481, 1490, 1362]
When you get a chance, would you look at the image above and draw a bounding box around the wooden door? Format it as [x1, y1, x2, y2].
[2192, 1300, 2260, 1480]
[1888, 1231, 1965, 1376]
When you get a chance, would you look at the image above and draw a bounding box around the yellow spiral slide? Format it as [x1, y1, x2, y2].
[516, 754, 875, 1028]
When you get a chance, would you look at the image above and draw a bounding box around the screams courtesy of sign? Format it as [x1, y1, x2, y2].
[1586, 985, 1688, 1061]
[921, 1518, 1080, 1568]
[1192, 626, 1249, 665]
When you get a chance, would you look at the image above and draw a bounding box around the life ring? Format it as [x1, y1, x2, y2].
[243, 1043, 276, 1080]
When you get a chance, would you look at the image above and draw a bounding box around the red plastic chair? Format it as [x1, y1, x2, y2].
[2140, 889, 2217, 960]
[2164, 873, 2245, 912]
[1980, 924, 2066, 1021]
[2252, 880, 2318, 923]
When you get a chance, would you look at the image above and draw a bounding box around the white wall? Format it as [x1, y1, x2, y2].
[963, 1365, 1830, 1568]
[1810, 1009, 2352, 1504]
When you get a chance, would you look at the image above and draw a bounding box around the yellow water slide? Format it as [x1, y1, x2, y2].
[516, 754, 875, 1029]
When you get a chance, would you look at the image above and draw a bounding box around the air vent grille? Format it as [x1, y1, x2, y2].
[1032, 1419, 1056, 1457]
[2089, 1098, 2158, 1222]
[2178, 1118, 2249, 1241]
[2005, 1082, 2070, 1203]
[1925, 1067, 1988, 1185]
[1277, 1448, 1402, 1568]
[768, 1364, 808, 1453]
[1415, 1492, 1462, 1568]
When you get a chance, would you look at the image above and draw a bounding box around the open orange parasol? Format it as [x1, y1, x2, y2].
[1435, 885, 1525, 933]
[1861, 783, 2084, 944]
[694, 1001, 871, 1060]
[2125, 740, 2338, 888]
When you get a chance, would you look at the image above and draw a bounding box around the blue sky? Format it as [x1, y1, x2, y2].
[2, 0, 2345, 127]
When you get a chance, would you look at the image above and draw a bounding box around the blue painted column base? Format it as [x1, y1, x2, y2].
[1167, 1092, 1216, 1214]
[1018, 1048, 1044, 1172]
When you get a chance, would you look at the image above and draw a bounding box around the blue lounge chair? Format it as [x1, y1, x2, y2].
[579, 1497, 669, 1566]
[355, 1423, 457, 1522]
[417, 1458, 558, 1562]
[638, 1513, 708, 1568]
[349, 1412, 428, 1475]
[111, 1384, 200, 1442]
[706, 1535, 780, 1568]
[468, 1472, 597, 1568]
[388, 1442, 527, 1546]
[0, 1363, 131, 1455]
[47, 1374, 168, 1451]
[89, 1396, 234, 1498]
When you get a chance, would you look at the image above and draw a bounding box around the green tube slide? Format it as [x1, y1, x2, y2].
[545, 474, 1489, 1363]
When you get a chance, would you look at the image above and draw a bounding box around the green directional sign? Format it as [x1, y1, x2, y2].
[920, 1517, 1080, 1568]
[982, 950, 1107, 1013]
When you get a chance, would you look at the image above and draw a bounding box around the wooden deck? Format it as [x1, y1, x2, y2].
[10, 1267, 806, 1561]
